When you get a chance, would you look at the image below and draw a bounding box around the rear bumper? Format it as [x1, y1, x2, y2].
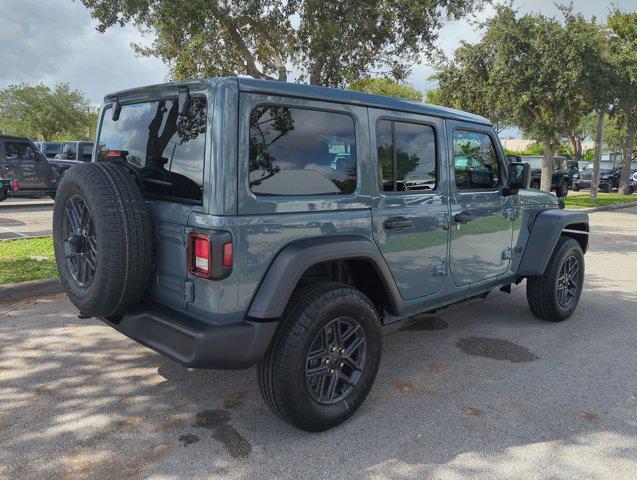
[101, 303, 278, 370]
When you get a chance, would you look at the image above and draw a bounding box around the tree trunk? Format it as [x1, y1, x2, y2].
[590, 110, 605, 202]
[541, 140, 556, 193]
[618, 106, 636, 195]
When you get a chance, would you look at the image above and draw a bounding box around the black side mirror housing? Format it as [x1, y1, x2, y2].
[504, 161, 530, 196]
[111, 97, 121, 121]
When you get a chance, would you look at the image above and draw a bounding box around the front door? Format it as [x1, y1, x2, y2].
[370, 109, 449, 300]
[447, 123, 513, 286]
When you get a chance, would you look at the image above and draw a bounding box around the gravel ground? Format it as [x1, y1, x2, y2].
[0, 208, 635, 480]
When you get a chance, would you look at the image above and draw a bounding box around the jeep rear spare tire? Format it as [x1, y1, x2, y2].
[52, 162, 153, 317]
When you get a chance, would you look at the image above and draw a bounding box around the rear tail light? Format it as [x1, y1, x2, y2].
[11, 180, 19, 190]
[189, 233, 211, 277]
[188, 232, 233, 279]
[105, 149, 129, 160]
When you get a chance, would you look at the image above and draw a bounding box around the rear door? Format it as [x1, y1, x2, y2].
[370, 109, 449, 300]
[447, 122, 513, 286]
[96, 95, 209, 309]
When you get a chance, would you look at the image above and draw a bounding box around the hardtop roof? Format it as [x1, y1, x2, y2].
[104, 77, 492, 126]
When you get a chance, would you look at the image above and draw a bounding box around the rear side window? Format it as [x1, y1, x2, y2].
[97, 97, 207, 203]
[249, 106, 357, 196]
[61, 142, 77, 160]
[453, 130, 500, 190]
[376, 119, 437, 192]
[4, 142, 37, 160]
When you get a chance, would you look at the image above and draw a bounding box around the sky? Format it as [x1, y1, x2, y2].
[0, 0, 633, 108]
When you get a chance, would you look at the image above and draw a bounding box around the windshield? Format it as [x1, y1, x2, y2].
[97, 97, 207, 203]
[522, 156, 543, 170]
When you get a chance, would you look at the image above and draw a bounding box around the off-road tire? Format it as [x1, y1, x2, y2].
[526, 237, 584, 322]
[257, 282, 382, 432]
[571, 182, 580, 192]
[602, 182, 612, 193]
[52, 162, 153, 317]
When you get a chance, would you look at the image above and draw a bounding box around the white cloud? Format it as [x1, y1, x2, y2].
[0, 0, 634, 107]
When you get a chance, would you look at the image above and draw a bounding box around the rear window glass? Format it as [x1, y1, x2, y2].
[97, 97, 207, 202]
[249, 106, 357, 196]
[4, 142, 37, 160]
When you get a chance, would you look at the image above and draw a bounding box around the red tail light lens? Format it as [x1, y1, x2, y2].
[188, 233, 211, 278]
[11, 180, 19, 190]
[222, 242, 233, 267]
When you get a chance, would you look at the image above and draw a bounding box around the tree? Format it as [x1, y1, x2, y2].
[0, 83, 92, 141]
[427, 41, 513, 134]
[607, 8, 637, 195]
[80, 0, 484, 87]
[429, 6, 609, 192]
[348, 78, 422, 101]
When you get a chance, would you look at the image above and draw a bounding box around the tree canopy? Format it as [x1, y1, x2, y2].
[348, 78, 422, 101]
[80, 0, 484, 87]
[0, 83, 94, 141]
[430, 6, 611, 191]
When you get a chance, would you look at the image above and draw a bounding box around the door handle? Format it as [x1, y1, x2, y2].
[454, 211, 473, 224]
[384, 217, 412, 230]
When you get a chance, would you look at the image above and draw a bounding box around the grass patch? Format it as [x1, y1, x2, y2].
[0, 237, 57, 285]
[564, 193, 637, 210]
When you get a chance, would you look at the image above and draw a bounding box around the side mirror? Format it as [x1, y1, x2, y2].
[504, 161, 530, 196]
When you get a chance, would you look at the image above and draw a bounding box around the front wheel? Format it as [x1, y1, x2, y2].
[257, 282, 382, 432]
[602, 182, 612, 193]
[571, 182, 580, 192]
[526, 237, 584, 322]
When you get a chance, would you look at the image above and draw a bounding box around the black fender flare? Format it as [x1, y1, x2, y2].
[518, 209, 589, 277]
[247, 235, 401, 319]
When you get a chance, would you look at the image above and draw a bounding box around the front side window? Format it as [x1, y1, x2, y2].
[4, 142, 36, 160]
[376, 119, 437, 193]
[97, 97, 207, 202]
[453, 130, 500, 190]
[249, 106, 357, 196]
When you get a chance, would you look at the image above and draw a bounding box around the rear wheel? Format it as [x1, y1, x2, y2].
[602, 182, 612, 193]
[257, 282, 382, 432]
[571, 182, 580, 192]
[526, 237, 584, 322]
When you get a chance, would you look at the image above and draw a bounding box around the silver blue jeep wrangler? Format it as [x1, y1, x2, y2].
[52, 78, 589, 431]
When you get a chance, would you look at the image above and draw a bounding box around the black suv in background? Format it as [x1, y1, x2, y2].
[513, 155, 571, 197]
[0, 135, 65, 198]
[34, 142, 63, 159]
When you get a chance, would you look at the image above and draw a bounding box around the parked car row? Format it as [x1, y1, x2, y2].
[508, 152, 635, 195]
[0, 135, 93, 201]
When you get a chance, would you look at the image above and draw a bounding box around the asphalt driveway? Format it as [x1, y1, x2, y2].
[0, 208, 635, 479]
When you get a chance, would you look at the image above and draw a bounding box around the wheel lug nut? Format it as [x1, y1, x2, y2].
[330, 346, 337, 353]
[329, 368, 335, 374]
[340, 362, 344, 368]
[324, 358, 330, 364]
[339, 348, 345, 354]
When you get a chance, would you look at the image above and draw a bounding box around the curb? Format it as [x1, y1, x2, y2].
[0, 278, 62, 303]
[578, 201, 637, 213]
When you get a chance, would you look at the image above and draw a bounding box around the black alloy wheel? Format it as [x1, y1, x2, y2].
[556, 255, 580, 308]
[305, 317, 367, 405]
[63, 195, 97, 288]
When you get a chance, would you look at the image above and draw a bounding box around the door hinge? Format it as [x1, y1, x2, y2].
[435, 213, 450, 231]
[501, 247, 512, 261]
[433, 261, 447, 276]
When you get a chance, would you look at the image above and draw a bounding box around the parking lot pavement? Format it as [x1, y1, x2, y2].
[0, 198, 53, 239]
[0, 208, 635, 480]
